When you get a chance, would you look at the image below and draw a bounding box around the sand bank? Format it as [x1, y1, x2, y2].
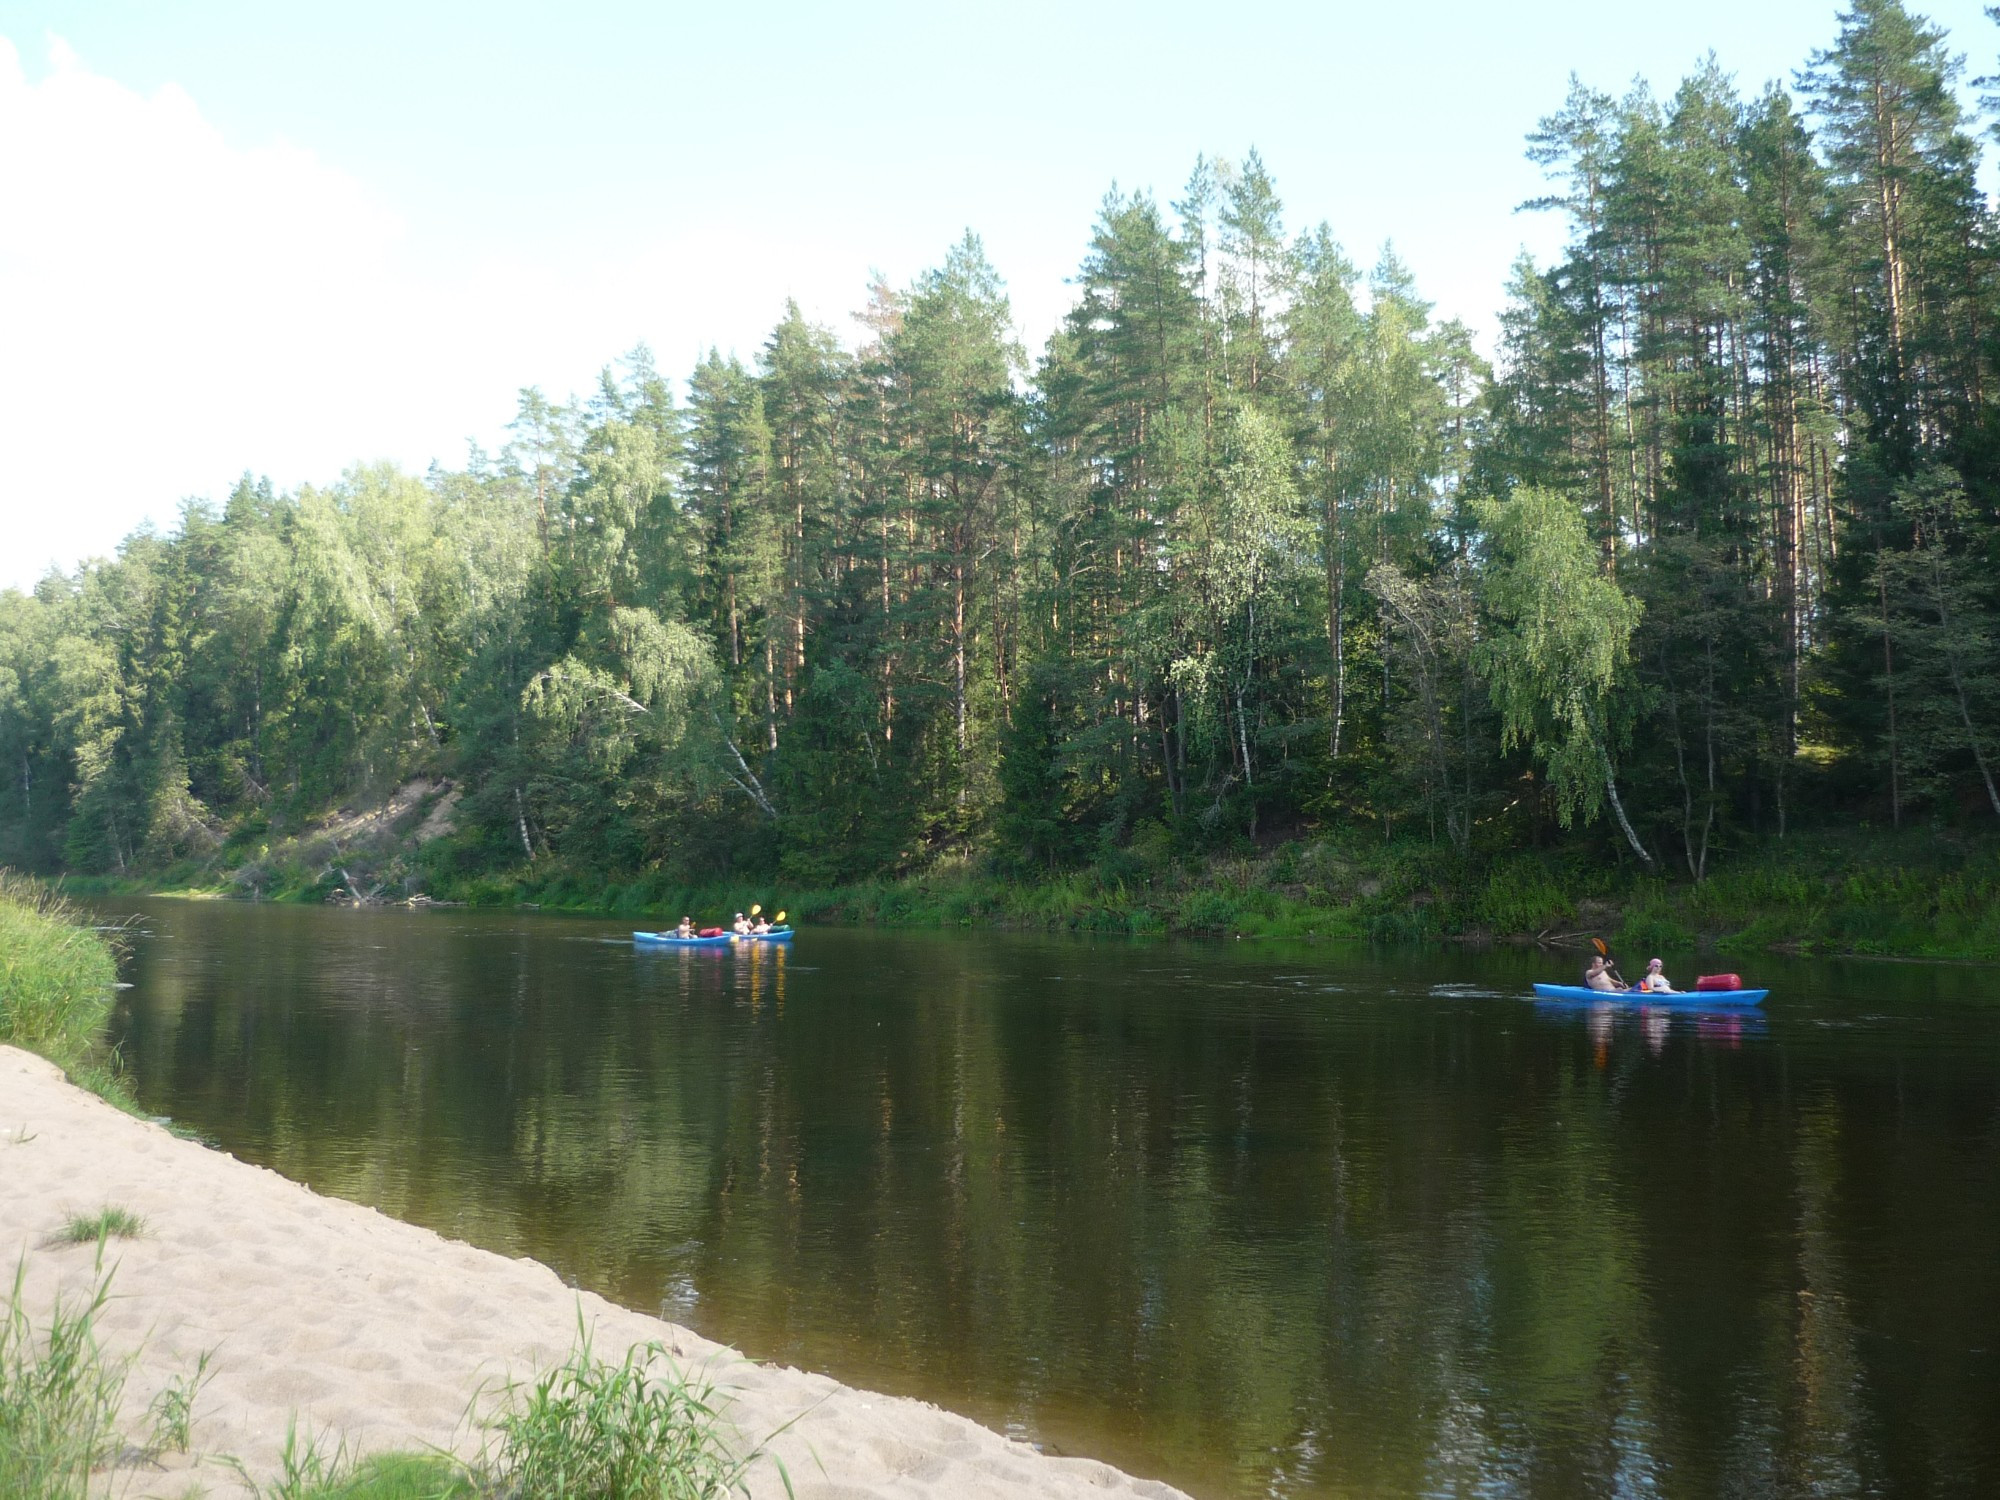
[0, 1047, 1188, 1499]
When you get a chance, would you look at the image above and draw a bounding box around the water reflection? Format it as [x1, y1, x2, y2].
[1533, 997, 1770, 1054]
[102, 903, 2000, 1499]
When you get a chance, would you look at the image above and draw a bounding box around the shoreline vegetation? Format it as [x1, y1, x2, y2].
[53, 816, 2000, 962]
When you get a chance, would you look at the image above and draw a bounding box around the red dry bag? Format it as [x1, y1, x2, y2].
[699, 926, 725, 938]
[1694, 973, 1743, 992]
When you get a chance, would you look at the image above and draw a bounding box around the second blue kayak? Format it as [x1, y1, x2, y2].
[634, 926, 794, 946]
[1532, 982, 1766, 1006]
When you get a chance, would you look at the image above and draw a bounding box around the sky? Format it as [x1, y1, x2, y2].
[2, 0, 1997, 591]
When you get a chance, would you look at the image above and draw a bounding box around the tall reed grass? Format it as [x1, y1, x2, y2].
[0, 1254, 129, 1500]
[476, 1317, 788, 1500]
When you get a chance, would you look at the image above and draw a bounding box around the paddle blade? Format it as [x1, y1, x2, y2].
[751, 903, 762, 916]
[1592, 937, 1608, 956]
[774, 911, 786, 924]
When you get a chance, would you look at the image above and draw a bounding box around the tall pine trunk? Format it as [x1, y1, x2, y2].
[1325, 481, 1346, 761]
[1879, 556, 1902, 827]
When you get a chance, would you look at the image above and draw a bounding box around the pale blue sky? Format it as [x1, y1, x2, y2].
[2, 0, 1996, 588]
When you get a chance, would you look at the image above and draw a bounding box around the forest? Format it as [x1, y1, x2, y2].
[5, 0, 2000, 920]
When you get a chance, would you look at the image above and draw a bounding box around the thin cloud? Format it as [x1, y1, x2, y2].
[0, 35, 418, 585]
[0, 36, 1028, 591]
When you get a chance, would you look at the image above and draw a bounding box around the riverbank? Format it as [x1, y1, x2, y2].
[428, 825, 2000, 961]
[0, 1045, 1189, 1499]
[54, 821, 2000, 961]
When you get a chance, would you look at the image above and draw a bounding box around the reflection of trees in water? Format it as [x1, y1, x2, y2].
[1781, 1095, 1867, 1495]
[112, 908, 2000, 1498]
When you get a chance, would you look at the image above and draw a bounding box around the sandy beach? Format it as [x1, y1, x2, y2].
[0, 1046, 1189, 1499]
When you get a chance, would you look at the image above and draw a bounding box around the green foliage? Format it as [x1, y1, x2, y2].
[771, 664, 910, 884]
[996, 662, 1091, 873]
[1615, 899, 1700, 955]
[1474, 490, 1641, 830]
[1474, 856, 1577, 936]
[1176, 889, 1241, 934]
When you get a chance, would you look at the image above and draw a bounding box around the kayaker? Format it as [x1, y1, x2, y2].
[675, 916, 695, 938]
[752, 915, 772, 934]
[732, 912, 751, 935]
[1584, 954, 1627, 992]
[1636, 958, 1676, 994]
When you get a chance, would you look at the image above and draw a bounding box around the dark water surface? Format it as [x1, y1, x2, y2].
[101, 900, 2000, 1498]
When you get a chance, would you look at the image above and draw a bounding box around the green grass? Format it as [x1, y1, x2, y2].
[54, 1206, 146, 1245]
[146, 1348, 213, 1455]
[0, 873, 121, 1062]
[0, 871, 133, 1109]
[231, 1315, 787, 1499]
[286, 1452, 470, 1499]
[0, 1255, 130, 1500]
[475, 1318, 787, 1500]
[251, 1423, 470, 1500]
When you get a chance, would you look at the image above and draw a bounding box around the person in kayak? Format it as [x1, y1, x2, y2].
[675, 916, 695, 938]
[732, 912, 751, 935]
[1584, 954, 1628, 992]
[1636, 958, 1677, 993]
[752, 915, 772, 934]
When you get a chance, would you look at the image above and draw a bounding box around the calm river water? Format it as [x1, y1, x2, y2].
[101, 900, 2000, 1498]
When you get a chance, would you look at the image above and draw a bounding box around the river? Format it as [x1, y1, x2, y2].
[101, 899, 2000, 1498]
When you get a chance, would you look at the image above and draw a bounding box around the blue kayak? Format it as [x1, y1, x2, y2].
[1533, 982, 1766, 1006]
[634, 926, 794, 946]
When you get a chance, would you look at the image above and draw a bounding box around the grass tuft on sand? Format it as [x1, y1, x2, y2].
[54, 1205, 146, 1245]
[253, 1422, 470, 1500]
[477, 1316, 788, 1500]
[288, 1451, 470, 1499]
[243, 1340, 786, 1498]
[270, 1322, 788, 1498]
